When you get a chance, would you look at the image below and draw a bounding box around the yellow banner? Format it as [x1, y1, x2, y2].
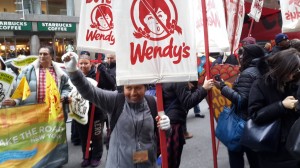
[211, 82, 233, 120]
[0, 104, 67, 168]
[11, 56, 38, 69]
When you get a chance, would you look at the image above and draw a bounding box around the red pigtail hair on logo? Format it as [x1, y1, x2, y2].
[133, 27, 150, 39]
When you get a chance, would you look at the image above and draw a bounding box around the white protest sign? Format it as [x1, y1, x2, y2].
[0, 70, 16, 103]
[248, 0, 264, 22]
[113, 0, 198, 85]
[68, 77, 97, 125]
[280, 0, 300, 33]
[77, 0, 115, 53]
[226, 0, 245, 52]
[196, 0, 230, 52]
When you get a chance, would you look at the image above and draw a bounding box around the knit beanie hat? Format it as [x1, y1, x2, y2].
[243, 44, 265, 59]
[241, 37, 256, 46]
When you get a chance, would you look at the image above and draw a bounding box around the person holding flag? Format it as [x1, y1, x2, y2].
[3, 46, 71, 120]
[62, 51, 171, 168]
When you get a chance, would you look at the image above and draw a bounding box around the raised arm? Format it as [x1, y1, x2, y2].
[62, 52, 117, 114]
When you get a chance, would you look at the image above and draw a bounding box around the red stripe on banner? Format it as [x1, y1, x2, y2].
[156, 83, 168, 168]
[231, 0, 241, 54]
[201, 0, 218, 168]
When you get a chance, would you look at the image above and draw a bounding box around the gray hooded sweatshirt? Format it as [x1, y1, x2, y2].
[69, 70, 157, 168]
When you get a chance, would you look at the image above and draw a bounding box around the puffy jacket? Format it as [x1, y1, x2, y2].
[15, 59, 70, 105]
[221, 59, 262, 120]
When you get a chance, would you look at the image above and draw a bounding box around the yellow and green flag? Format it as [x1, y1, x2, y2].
[11, 76, 31, 100]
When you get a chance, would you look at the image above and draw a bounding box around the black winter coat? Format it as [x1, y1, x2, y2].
[97, 62, 116, 91]
[221, 59, 261, 120]
[162, 82, 207, 124]
[248, 78, 300, 168]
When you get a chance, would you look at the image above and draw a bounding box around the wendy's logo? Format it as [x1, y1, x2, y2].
[90, 4, 114, 31]
[131, 0, 182, 41]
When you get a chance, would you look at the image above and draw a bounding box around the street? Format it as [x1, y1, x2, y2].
[64, 100, 249, 168]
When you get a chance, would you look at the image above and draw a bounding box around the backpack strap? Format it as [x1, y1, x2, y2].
[144, 95, 158, 132]
[145, 95, 161, 156]
[110, 93, 126, 134]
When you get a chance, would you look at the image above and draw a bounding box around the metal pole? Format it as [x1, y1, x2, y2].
[247, 18, 254, 37]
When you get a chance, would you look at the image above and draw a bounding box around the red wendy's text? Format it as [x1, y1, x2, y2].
[86, 30, 115, 45]
[285, 8, 300, 22]
[130, 38, 190, 65]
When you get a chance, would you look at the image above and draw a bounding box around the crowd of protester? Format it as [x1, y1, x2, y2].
[1, 31, 300, 168]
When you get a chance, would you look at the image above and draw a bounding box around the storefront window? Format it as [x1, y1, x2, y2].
[0, 0, 16, 13]
[1, 37, 16, 60]
[0, 0, 67, 15]
[54, 37, 75, 62]
[48, 0, 67, 15]
[0, 36, 30, 60]
[16, 37, 30, 56]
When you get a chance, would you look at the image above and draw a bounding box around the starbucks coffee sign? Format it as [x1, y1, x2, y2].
[37, 22, 76, 32]
[0, 21, 32, 31]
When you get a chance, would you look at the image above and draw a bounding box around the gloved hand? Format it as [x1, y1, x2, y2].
[156, 115, 171, 130]
[97, 63, 106, 72]
[62, 52, 79, 72]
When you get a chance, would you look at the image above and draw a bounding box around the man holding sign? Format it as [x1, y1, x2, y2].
[62, 52, 171, 168]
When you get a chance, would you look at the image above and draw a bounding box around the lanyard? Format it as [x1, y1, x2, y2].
[128, 106, 145, 150]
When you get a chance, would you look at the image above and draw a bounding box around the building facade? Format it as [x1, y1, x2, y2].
[0, 0, 81, 62]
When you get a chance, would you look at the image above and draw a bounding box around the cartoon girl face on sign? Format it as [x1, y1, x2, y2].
[133, 0, 182, 40]
[139, 0, 170, 36]
[95, 5, 113, 30]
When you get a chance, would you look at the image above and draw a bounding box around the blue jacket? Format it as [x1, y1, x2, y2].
[15, 59, 71, 105]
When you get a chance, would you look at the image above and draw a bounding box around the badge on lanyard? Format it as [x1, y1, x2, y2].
[133, 150, 149, 164]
